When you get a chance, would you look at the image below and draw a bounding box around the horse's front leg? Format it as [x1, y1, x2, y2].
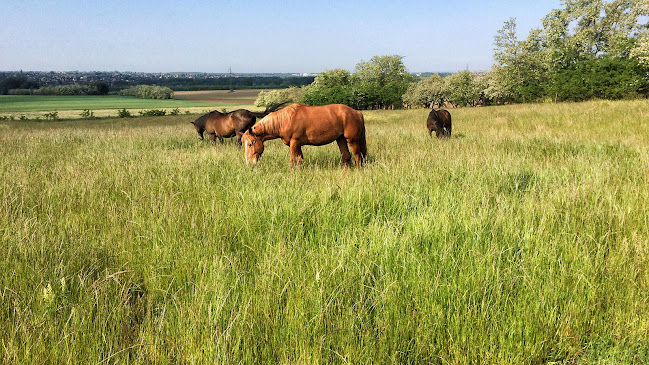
[208, 132, 217, 145]
[289, 140, 304, 167]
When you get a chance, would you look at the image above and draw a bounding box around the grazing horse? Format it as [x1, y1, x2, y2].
[241, 104, 367, 168]
[427, 108, 452, 138]
[191, 103, 285, 145]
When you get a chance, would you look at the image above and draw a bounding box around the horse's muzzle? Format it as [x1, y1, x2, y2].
[246, 156, 260, 165]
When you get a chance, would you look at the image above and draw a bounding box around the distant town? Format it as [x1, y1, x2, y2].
[0, 70, 445, 93]
[2, 70, 318, 84]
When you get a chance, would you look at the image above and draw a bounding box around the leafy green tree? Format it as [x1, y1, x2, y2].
[0, 77, 39, 95]
[354, 55, 416, 109]
[402, 74, 447, 108]
[445, 71, 482, 107]
[90, 81, 109, 95]
[300, 69, 355, 106]
[490, 0, 649, 103]
[629, 0, 649, 64]
[254, 86, 303, 107]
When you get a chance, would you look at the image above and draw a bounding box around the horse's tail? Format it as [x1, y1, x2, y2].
[358, 113, 368, 164]
[249, 101, 288, 119]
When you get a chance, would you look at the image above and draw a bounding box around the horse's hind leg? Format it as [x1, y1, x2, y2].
[347, 139, 365, 168]
[336, 136, 352, 167]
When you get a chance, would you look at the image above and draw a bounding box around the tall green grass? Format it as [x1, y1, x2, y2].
[1, 100, 648, 363]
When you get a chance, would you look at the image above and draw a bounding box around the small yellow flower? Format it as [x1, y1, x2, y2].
[42, 283, 54, 305]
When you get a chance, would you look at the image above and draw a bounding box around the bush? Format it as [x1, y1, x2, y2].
[44, 111, 59, 121]
[138, 109, 166, 117]
[80, 109, 94, 119]
[118, 109, 132, 118]
[255, 86, 303, 107]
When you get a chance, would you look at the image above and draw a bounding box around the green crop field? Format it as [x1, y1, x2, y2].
[1, 100, 648, 363]
[0, 95, 219, 112]
[0, 93, 265, 120]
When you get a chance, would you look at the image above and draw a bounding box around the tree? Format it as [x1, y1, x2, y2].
[354, 55, 416, 109]
[445, 71, 482, 107]
[0, 77, 39, 95]
[489, 0, 649, 103]
[255, 86, 303, 107]
[629, 0, 649, 64]
[402, 74, 447, 108]
[90, 81, 109, 95]
[300, 69, 355, 106]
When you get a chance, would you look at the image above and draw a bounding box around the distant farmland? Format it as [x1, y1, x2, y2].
[173, 89, 263, 104]
[0, 90, 265, 120]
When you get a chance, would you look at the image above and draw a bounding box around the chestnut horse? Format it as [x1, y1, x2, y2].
[191, 103, 285, 145]
[426, 108, 452, 138]
[241, 104, 367, 168]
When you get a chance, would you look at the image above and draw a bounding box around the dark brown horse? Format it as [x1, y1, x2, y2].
[241, 104, 367, 168]
[427, 108, 452, 138]
[191, 103, 285, 145]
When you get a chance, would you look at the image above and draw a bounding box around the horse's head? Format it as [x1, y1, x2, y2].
[241, 130, 264, 165]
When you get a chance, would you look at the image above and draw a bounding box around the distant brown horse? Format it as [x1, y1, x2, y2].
[191, 103, 285, 145]
[241, 104, 367, 168]
[427, 108, 452, 138]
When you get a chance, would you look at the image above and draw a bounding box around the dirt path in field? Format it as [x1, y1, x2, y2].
[174, 89, 263, 104]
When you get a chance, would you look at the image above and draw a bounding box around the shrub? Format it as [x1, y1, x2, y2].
[255, 86, 304, 107]
[118, 109, 132, 118]
[44, 111, 59, 121]
[138, 109, 166, 117]
[80, 109, 95, 119]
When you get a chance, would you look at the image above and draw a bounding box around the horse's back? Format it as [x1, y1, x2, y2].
[428, 109, 451, 125]
[293, 104, 363, 127]
[438, 109, 451, 123]
[279, 104, 364, 145]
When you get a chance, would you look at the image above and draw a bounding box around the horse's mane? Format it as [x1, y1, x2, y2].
[256, 104, 299, 135]
[192, 112, 209, 125]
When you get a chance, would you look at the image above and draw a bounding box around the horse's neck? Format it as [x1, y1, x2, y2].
[259, 116, 282, 139]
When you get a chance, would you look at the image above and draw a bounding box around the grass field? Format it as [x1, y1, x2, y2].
[0, 90, 265, 119]
[1, 100, 648, 363]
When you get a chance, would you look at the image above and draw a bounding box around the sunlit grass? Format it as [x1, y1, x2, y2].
[1, 99, 648, 363]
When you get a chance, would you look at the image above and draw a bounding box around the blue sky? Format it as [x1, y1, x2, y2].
[1, 0, 563, 73]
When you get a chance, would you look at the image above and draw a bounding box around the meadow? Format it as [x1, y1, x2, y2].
[1, 99, 648, 363]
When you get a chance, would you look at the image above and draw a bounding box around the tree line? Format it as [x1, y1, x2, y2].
[2, 80, 111, 96]
[258, 0, 649, 109]
[256, 56, 416, 110]
[0, 73, 315, 96]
